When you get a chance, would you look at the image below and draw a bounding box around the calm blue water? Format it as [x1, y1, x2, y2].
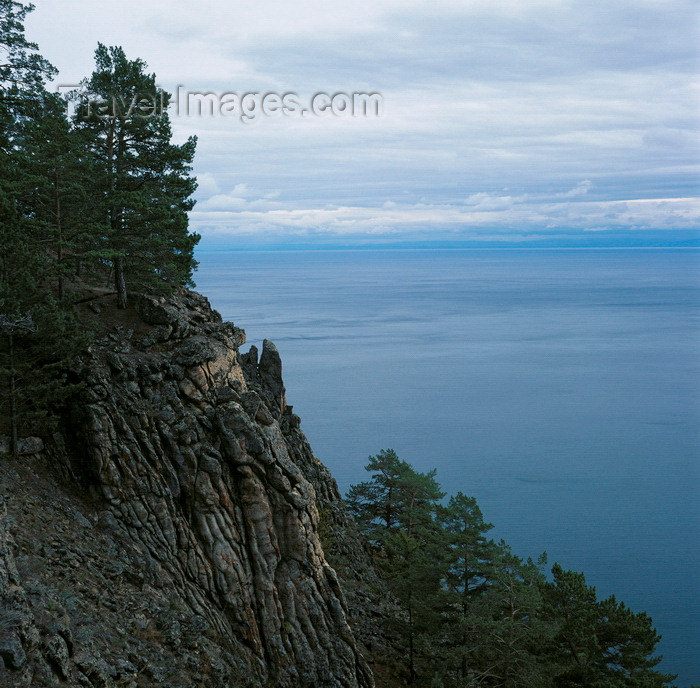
[194, 248, 700, 686]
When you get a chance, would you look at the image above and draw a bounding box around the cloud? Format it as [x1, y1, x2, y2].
[465, 192, 528, 211]
[189, 196, 700, 240]
[560, 181, 592, 198]
[193, 172, 220, 198]
[25, 0, 700, 246]
[194, 181, 285, 212]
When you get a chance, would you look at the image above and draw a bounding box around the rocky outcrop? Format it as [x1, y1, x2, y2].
[0, 289, 379, 687]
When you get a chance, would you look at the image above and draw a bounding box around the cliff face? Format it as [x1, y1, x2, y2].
[0, 290, 381, 687]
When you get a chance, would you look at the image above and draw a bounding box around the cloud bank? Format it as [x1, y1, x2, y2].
[28, 0, 700, 246]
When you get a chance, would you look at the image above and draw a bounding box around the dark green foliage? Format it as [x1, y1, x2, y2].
[454, 544, 549, 687]
[0, 0, 56, 156]
[440, 492, 494, 604]
[0, 0, 55, 93]
[73, 44, 199, 308]
[0, 178, 90, 451]
[1, 1, 89, 449]
[346, 448, 413, 541]
[0, 302, 89, 452]
[347, 450, 449, 682]
[1, 10, 198, 443]
[13, 91, 101, 298]
[0, 1, 55, 307]
[541, 564, 677, 687]
[438, 497, 546, 687]
[347, 451, 677, 688]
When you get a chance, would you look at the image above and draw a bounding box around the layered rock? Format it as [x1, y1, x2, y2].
[0, 289, 376, 687]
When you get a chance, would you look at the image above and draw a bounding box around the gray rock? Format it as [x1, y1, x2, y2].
[74, 513, 93, 529]
[0, 436, 44, 456]
[0, 634, 26, 670]
[43, 634, 71, 679]
[0, 288, 384, 688]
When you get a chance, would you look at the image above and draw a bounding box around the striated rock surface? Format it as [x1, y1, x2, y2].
[0, 289, 391, 687]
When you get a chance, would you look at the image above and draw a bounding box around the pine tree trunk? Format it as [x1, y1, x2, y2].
[115, 256, 127, 309]
[55, 166, 65, 301]
[9, 332, 18, 456]
[408, 586, 415, 684]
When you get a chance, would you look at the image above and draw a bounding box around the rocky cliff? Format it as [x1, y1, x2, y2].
[0, 289, 395, 687]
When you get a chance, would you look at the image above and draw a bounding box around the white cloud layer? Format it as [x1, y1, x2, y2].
[27, 0, 700, 244]
[189, 196, 700, 238]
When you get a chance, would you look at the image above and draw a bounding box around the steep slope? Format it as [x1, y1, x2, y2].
[0, 289, 384, 687]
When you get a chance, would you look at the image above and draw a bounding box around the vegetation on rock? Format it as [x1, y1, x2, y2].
[347, 450, 677, 687]
[0, 2, 199, 448]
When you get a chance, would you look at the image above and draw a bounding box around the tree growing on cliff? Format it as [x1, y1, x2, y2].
[451, 544, 550, 688]
[540, 564, 676, 687]
[347, 450, 450, 683]
[1, 1, 89, 447]
[74, 44, 199, 309]
[13, 91, 100, 299]
[441, 492, 495, 605]
[346, 449, 445, 545]
[1, 0, 56, 291]
[348, 454, 678, 687]
[437, 493, 497, 682]
[0, 0, 56, 123]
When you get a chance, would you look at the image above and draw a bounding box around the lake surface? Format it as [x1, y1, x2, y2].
[194, 248, 700, 686]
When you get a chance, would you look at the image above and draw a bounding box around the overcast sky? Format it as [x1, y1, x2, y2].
[27, 0, 700, 247]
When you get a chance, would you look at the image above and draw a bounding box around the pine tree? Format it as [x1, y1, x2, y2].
[438, 493, 496, 683]
[73, 44, 199, 308]
[0, 300, 89, 453]
[1, 0, 56, 268]
[0, 0, 56, 150]
[0, 1, 55, 89]
[540, 564, 677, 687]
[441, 492, 495, 606]
[459, 543, 549, 688]
[347, 452, 680, 687]
[346, 448, 415, 544]
[383, 527, 450, 684]
[1, 142, 89, 454]
[1, 2, 89, 451]
[14, 91, 99, 299]
[347, 450, 448, 684]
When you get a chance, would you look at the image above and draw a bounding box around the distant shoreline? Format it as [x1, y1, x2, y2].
[195, 243, 700, 253]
